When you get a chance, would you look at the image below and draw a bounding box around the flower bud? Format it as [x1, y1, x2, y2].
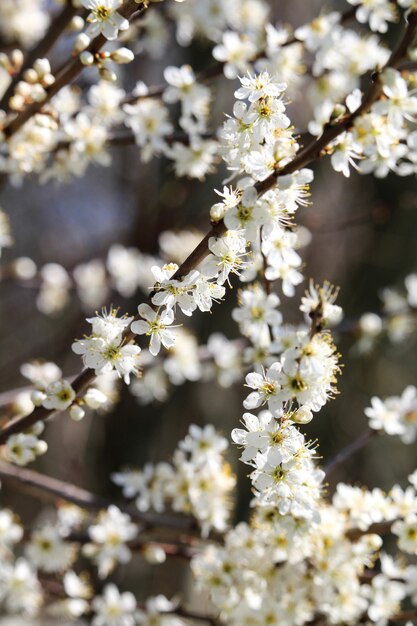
[69, 15, 85, 32]
[330, 104, 346, 122]
[9, 95, 25, 111]
[84, 388, 107, 409]
[15, 81, 31, 97]
[210, 202, 226, 222]
[359, 312, 383, 336]
[99, 66, 117, 82]
[0, 53, 10, 71]
[80, 51, 95, 66]
[292, 406, 313, 424]
[11, 49, 24, 69]
[69, 404, 85, 421]
[73, 33, 91, 54]
[142, 544, 167, 564]
[31, 390, 47, 407]
[110, 47, 135, 64]
[31, 84, 47, 102]
[42, 74, 55, 87]
[13, 257, 37, 279]
[31, 421, 45, 436]
[35, 440, 48, 456]
[33, 58, 51, 77]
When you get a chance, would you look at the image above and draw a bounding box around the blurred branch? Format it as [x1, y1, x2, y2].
[52, 130, 214, 153]
[3, 1, 146, 139]
[324, 429, 378, 477]
[390, 609, 417, 622]
[0, 1, 81, 112]
[0, 460, 201, 534]
[346, 519, 397, 541]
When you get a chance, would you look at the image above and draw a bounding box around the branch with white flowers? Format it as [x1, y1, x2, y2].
[0, 460, 200, 534]
[2, 0, 147, 139]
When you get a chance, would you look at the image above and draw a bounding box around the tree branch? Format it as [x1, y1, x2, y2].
[0, 12, 415, 445]
[0, 460, 198, 533]
[3, 1, 145, 139]
[324, 429, 378, 477]
[0, 1, 81, 112]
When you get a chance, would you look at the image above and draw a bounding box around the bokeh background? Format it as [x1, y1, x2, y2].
[0, 0, 417, 603]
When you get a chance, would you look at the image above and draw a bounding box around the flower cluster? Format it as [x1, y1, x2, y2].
[72, 309, 141, 383]
[365, 386, 417, 442]
[2, 2, 417, 626]
[192, 475, 417, 626]
[112, 424, 235, 536]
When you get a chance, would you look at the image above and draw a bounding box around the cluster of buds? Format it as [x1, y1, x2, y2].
[78, 46, 134, 82]
[0, 49, 24, 77]
[9, 59, 55, 111]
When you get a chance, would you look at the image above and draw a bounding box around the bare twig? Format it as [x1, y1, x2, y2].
[324, 429, 378, 477]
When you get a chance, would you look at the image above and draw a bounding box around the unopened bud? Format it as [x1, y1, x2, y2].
[99, 66, 117, 82]
[69, 404, 85, 421]
[210, 202, 226, 223]
[15, 81, 31, 97]
[0, 53, 10, 71]
[84, 388, 107, 409]
[31, 390, 47, 407]
[73, 33, 91, 54]
[292, 406, 313, 424]
[31, 84, 47, 102]
[35, 440, 48, 456]
[330, 104, 346, 122]
[13, 257, 37, 280]
[110, 47, 134, 64]
[80, 51, 94, 66]
[142, 544, 167, 564]
[11, 49, 24, 69]
[33, 58, 51, 77]
[9, 94, 25, 111]
[42, 74, 55, 87]
[359, 312, 383, 336]
[69, 15, 85, 32]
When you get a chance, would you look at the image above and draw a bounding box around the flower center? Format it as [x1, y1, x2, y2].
[93, 5, 111, 20]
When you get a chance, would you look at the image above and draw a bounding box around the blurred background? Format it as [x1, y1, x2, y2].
[0, 0, 417, 602]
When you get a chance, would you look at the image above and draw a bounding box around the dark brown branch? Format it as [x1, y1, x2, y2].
[0, 12, 415, 445]
[0, 460, 198, 533]
[65, 530, 200, 559]
[324, 429, 378, 477]
[390, 608, 417, 622]
[3, 1, 145, 139]
[171, 607, 220, 625]
[0, 1, 80, 112]
[346, 519, 397, 541]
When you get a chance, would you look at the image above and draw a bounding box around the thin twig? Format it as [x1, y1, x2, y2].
[324, 429, 377, 477]
[0, 460, 198, 533]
